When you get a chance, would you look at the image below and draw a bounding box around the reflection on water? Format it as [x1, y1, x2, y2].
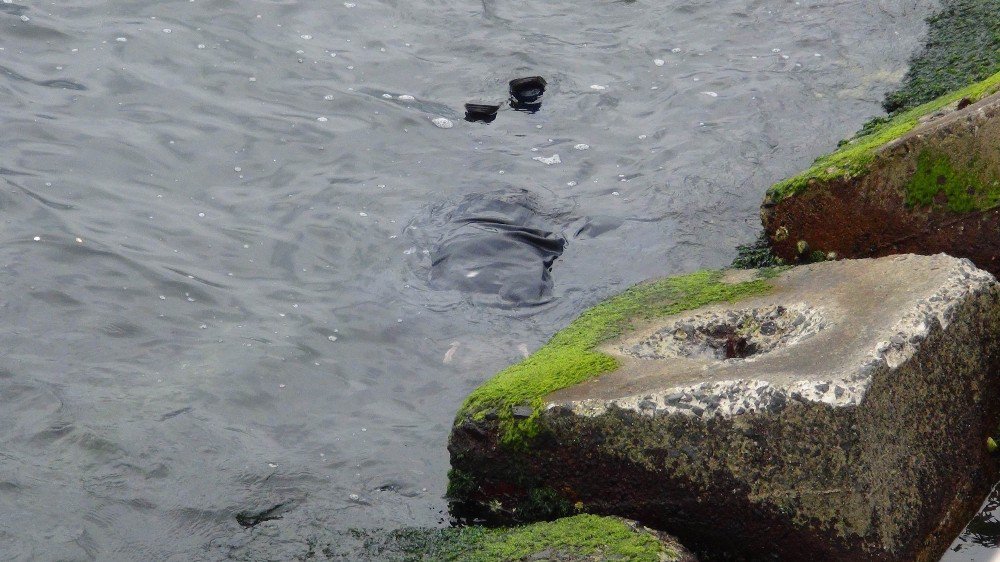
[0, 0, 957, 559]
[946, 484, 1000, 561]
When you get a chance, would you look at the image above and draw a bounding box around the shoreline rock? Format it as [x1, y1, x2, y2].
[220, 514, 695, 561]
[449, 255, 1000, 560]
[762, 75, 1000, 274]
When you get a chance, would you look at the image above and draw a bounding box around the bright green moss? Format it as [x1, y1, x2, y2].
[457, 269, 773, 446]
[455, 515, 674, 562]
[769, 0, 1000, 203]
[339, 515, 678, 562]
[905, 149, 1000, 211]
[767, 70, 1000, 202]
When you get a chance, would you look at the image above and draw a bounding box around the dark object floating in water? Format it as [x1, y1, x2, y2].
[414, 190, 567, 306]
[235, 501, 293, 528]
[509, 76, 546, 112]
[509, 76, 546, 102]
[464, 103, 500, 123]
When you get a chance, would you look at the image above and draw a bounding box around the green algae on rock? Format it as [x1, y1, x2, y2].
[768, 0, 1000, 205]
[905, 148, 1000, 212]
[761, 0, 1000, 264]
[455, 269, 774, 447]
[760, 0, 1000, 275]
[449, 256, 1000, 561]
[765, 69, 1000, 204]
[222, 514, 695, 561]
[761, 78, 1000, 273]
[325, 515, 694, 562]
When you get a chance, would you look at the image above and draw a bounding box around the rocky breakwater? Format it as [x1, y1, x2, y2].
[448, 254, 1000, 560]
[761, 71, 1000, 272]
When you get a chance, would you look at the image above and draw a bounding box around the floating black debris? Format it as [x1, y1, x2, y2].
[409, 189, 568, 306]
[509, 76, 546, 112]
[235, 501, 293, 528]
[509, 76, 546, 102]
[464, 103, 500, 123]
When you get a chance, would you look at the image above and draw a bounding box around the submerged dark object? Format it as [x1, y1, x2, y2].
[235, 501, 293, 528]
[509, 76, 546, 112]
[411, 190, 567, 306]
[464, 103, 500, 123]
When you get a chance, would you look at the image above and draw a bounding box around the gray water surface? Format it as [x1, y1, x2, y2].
[0, 0, 947, 559]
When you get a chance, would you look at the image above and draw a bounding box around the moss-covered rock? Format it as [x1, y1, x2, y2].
[449, 255, 1000, 561]
[765, 70, 1000, 204]
[333, 515, 694, 562]
[454, 269, 775, 448]
[760, 0, 1000, 271]
[222, 515, 695, 561]
[772, 0, 1000, 203]
[761, 77, 1000, 273]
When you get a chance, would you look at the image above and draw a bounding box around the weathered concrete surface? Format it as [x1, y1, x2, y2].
[762, 88, 1000, 274]
[449, 255, 1000, 561]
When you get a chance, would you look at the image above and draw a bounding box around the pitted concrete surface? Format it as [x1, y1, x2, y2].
[623, 302, 826, 361]
[450, 254, 1000, 560]
[547, 254, 996, 418]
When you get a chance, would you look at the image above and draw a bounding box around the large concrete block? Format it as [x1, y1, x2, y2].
[449, 255, 1000, 561]
[761, 71, 1000, 274]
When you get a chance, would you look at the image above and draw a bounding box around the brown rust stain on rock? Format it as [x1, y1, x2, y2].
[763, 91, 1000, 273]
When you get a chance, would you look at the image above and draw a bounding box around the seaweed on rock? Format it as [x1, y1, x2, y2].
[767, 0, 1000, 204]
[884, 0, 1000, 114]
[326, 515, 685, 561]
[454, 270, 774, 447]
[731, 232, 782, 269]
